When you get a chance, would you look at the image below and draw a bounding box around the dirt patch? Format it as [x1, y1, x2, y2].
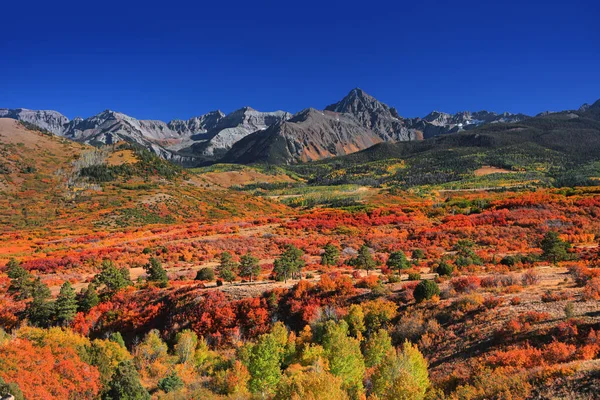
[106, 149, 138, 166]
[474, 166, 516, 176]
[190, 169, 295, 189]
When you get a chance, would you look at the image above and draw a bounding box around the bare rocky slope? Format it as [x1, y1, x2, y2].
[1, 88, 535, 165]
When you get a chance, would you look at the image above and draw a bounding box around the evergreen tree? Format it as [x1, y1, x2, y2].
[321, 243, 340, 266]
[78, 283, 100, 313]
[273, 245, 305, 282]
[94, 260, 132, 298]
[103, 360, 150, 400]
[413, 280, 440, 302]
[387, 250, 410, 271]
[144, 257, 168, 287]
[157, 371, 184, 393]
[411, 249, 426, 260]
[27, 278, 54, 327]
[217, 252, 238, 282]
[356, 245, 376, 275]
[55, 281, 78, 325]
[7, 258, 33, 300]
[540, 231, 571, 264]
[239, 253, 261, 282]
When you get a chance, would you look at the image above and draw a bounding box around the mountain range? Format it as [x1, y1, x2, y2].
[0, 89, 582, 165]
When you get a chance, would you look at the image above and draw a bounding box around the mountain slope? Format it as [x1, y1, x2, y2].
[0, 107, 289, 164]
[291, 101, 600, 187]
[221, 108, 388, 164]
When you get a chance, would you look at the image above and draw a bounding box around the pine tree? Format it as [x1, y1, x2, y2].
[239, 253, 261, 282]
[356, 244, 376, 275]
[55, 281, 78, 325]
[273, 245, 305, 282]
[321, 243, 340, 266]
[93, 260, 132, 298]
[78, 284, 100, 313]
[103, 360, 150, 400]
[541, 231, 571, 264]
[387, 250, 409, 271]
[7, 258, 33, 300]
[27, 278, 54, 327]
[217, 252, 238, 282]
[144, 257, 168, 287]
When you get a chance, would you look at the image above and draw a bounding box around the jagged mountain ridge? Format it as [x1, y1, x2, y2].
[0, 107, 290, 164]
[2, 88, 549, 165]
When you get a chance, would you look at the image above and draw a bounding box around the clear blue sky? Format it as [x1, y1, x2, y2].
[1, 0, 599, 121]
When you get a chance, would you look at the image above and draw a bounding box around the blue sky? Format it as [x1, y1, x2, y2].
[1, 0, 599, 121]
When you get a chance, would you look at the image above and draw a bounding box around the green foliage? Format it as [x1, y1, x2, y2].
[27, 278, 54, 327]
[387, 250, 410, 270]
[239, 253, 261, 282]
[273, 245, 305, 282]
[353, 244, 376, 274]
[435, 261, 454, 276]
[103, 360, 150, 400]
[93, 260, 132, 298]
[408, 273, 421, 281]
[363, 329, 393, 368]
[157, 371, 184, 393]
[55, 281, 78, 325]
[413, 280, 440, 302]
[246, 333, 284, 396]
[195, 267, 215, 281]
[345, 304, 366, 341]
[216, 252, 237, 282]
[144, 257, 168, 287]
[78, 284, 100, 313]
[110, 332, 126, 348]
[370, 341, 429, 400]
[7, 258, 33, 300]
[540, 231, 571, 263]
[0, 376, 24, 400]
[321, 243, 340, 266]
[411, 249, 426, 260]
[79, 146, 183, 183]
[321, 320, 365, 398]
[175, 330, 198, 364]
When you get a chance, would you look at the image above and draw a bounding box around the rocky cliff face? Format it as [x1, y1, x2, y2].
[0, 108, 69, 135]
[222, 108, 388, 164]
[325, 88, 420, 142]
[184, 107, 292, 157]
[0, 107, 289, 164]
[1, 88, 538, 165]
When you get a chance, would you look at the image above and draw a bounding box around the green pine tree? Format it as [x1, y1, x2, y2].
[103, 360, 150, 400]
[144, 257, 168, 287]
[93, 260, 132, 298]
[356, 244, 377, 275]
[78, 283, 100, 313]
[217, 252, 238, 283]
[239, 253, 261, 282]
[540, 231, 571, 264]
[387, 250, 410, 271]
[55, 281, 78, 325]
[7, 258, 34, 300]
[273, 245, 305, 282]
[27, 278, 54, 327]
[321, 243, 340, 266]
